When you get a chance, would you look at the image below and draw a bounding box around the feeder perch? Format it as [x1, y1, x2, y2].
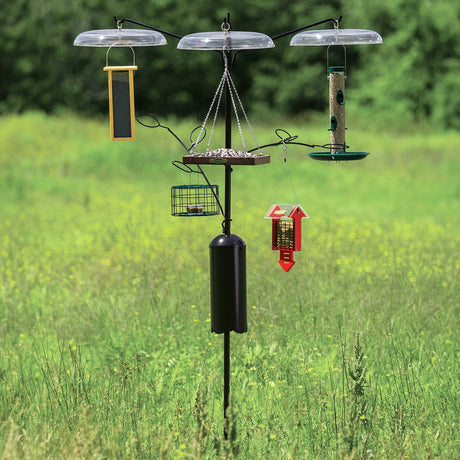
[171, 184, 220, 216]
[265, 204, 308, 272]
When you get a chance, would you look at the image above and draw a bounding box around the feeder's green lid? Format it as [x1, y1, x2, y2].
[328, 66, 346, 73]
[308, 152, 369, 161]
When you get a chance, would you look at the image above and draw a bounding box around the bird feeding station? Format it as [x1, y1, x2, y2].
[73, 13, 382, 439]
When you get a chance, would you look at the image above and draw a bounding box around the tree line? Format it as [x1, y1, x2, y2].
[1, 0, 459, 128]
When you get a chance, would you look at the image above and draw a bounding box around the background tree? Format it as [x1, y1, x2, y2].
[1, 0, 458, 128]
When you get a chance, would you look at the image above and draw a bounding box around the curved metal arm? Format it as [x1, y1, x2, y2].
[114, 14, 342, 42]
[137, 114, 210, 155]
[231, 16, 343, 65]
[271, 16, 342, 41]
[248, 141, 315, 152]
[138, 114, 225, 218]
[248, 141, 349, 153]
[246, 128, 348, 153]
[114, 16, 183, 39]
[136, 114, 191, 154]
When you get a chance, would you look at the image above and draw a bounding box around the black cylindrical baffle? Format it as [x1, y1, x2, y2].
[209, 234, 247, 334]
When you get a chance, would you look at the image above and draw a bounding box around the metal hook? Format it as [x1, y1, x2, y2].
[172, 160, 201, 174]
[222, 12, 231, 32]
[222, 13, 231, 54]
[189, 125, 207, 147]
[275, 128, 298, 144]
[275, 129, 289, 162]
[136, 114, 160, 128]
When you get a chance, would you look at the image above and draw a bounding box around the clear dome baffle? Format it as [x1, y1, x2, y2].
[73, 29, 167, 47]
[290, 29, 383, 46]
[177, 31, 275, 51]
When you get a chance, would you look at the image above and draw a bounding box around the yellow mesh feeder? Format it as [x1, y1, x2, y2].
[103, 46, 137, 141]
[104, 64, 137, 141]
[73, 25, 167, 142]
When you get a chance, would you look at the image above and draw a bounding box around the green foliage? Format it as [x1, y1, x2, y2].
[0, 113, 459, 458]
[1, 1, 459, 127]
[343, 334, 370, 456]
[346, 0, 460, 129]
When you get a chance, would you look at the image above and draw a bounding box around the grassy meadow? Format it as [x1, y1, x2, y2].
[0, 112, 458, 459]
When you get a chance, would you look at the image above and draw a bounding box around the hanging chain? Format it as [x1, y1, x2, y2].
[192, 71, 226, 153]
[334, 16, 340, 43]
[192, 44, 262, 154]
[223, 59, 247, 150]
[206, 73, 225, 152]
[226, 71, 262, 154]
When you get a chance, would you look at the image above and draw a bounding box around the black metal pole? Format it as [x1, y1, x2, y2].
[224, 48, 232, 237]
[224, 330, 231, 437]
[223, 48, 232, 440]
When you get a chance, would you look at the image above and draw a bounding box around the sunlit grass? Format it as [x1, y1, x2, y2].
[0, 112, 458, 458]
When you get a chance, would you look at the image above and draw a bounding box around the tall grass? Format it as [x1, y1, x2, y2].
[0, 112, 458, 458]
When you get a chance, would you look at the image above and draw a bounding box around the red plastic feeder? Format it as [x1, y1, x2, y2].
[265, 204, 308, 272]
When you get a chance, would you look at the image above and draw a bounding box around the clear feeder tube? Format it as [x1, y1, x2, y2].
[328, 66, 346, 154]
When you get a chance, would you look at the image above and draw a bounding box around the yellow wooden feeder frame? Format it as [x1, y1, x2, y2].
[103, 65, 138, 141]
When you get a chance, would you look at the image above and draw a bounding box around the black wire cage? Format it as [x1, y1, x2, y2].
[171, 184, 220, 216]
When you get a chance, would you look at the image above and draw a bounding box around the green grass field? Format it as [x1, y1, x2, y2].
[0, 112, 458, 459]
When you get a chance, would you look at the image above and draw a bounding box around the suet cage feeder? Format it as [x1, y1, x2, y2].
[265, 204, 308, 272]
[171, 184, 220, 217]
[272, 219, 295, 250]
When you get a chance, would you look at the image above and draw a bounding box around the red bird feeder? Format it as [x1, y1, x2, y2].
[265, 204, 308, 272]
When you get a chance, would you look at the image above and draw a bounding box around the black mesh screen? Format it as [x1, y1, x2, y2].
[112, 71, 132, 139]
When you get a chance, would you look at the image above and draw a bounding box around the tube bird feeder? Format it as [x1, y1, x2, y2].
[328, 65, 346, 155]
[290, 27, 382, 161]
